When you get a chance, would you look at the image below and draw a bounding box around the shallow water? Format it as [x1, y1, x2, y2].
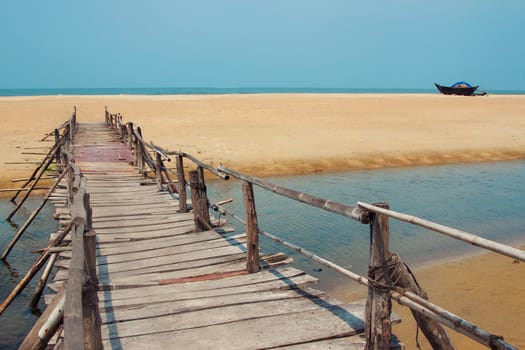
[207, 160, 525, 298]
[0, 197, 57, 349]
[1, 160, 524, 348]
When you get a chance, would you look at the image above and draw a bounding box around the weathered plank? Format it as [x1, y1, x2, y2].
[102, 301, 373, 349]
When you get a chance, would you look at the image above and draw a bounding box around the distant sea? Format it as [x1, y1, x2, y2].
[1, 87, 524, 96]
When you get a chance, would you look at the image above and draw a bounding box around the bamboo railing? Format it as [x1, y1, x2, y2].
[106, 108, 523, 350]
[0, 110, 103, 349]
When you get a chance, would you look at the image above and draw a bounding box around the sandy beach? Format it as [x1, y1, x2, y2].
[1, 93, 524, 347]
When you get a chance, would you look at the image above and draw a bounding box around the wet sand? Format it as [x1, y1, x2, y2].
[1, 93, 524, 347]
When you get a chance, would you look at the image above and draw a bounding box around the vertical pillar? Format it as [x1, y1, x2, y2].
[365, 202, 392, 350]
[155, 152, 163, 191]
[127, 122, 133, 150]
[243, 182, 260, 273]
[196, 166, 211, 226]
[189, 170, 203, 232]
[176, 155, 187, 213]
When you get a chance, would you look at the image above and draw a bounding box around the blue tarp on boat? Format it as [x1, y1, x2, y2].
[452, 81, 472, 88]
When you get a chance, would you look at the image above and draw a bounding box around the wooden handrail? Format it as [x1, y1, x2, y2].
[358, 202, 525, 263]
[218, 164, 370, 224]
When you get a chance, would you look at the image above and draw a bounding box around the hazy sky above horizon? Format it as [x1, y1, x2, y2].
[1, 1, 523, 90]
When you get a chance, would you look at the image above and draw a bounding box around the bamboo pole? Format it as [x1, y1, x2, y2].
[10, 141, 59, 203]
[7, 144, 62, 220]
[1, 169, 68, 261]
[219, 165, 369, 224]
[167, 150, 229, 179]
[357, 202, 525, 262]
[0, 210, 74, 315]
[0, 252, 50, 316]
[19, 289, 66, 350]
[29, 252, 58, 309]
[243, 181, 260, 273]
[0, 187, 52, 192]
[211, 201, 518, 350]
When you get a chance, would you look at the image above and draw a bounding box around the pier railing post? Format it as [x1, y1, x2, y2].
[155, 152, 163, 191]
[197, 166, 211, 226]
[176, 155, 188, 212]
[189, 170, 204, 232]
[365, 202, 392, 350]
[127, 122, 133, 150]
[136, 127, 144, 177]
[243, 181, 260, 273]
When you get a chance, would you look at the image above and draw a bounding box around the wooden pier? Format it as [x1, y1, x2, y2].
[3, 109, 523, 350]
[43, 121, 402, 349]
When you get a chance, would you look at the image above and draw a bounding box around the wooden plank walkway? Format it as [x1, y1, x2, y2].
[48, 122, 401, 349]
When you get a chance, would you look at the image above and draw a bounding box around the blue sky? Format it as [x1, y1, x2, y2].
[1, 1, 523, 90]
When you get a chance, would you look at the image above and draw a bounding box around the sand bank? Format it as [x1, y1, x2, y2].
[1, 94, 524, 346]
[1, 94, 525, 189]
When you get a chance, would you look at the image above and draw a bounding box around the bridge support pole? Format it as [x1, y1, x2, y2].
[365, 202, 392, 350]
[176, 155, 188, 212]
[243, 182, 260, 273]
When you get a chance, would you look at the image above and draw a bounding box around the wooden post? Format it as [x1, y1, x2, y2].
[243, 182, 260, 273]
[197, 166, 211, 227]
[136, 127, 144, 177]
[189, 170, 203, 232]
[365, 202, 392, 350]
[176, 155, 188, 213]
[54, 129, 62, 172]
[127, 122, 133, 150]
[104, 106, 109, 126]
[155, 152, 163, 191]
[63, 224, 85, 349]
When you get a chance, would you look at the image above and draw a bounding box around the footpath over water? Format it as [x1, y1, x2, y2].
[47, 122, 401, 349]
[6, 110, 522, 350]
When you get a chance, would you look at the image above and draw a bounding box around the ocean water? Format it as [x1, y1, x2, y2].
[0, 87, 524, 97]
[1, 160, 524, 347]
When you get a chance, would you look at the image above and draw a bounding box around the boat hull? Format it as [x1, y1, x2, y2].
[434, 83, 478, 96]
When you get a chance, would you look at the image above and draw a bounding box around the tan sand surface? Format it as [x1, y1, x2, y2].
[1, 94, 524, 346]
[334, 248, 525, 349]
[1, 94, 525, 188]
